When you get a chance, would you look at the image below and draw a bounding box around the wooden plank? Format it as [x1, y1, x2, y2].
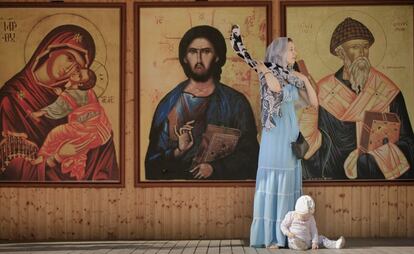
[170, 188, 181, 239]
[128, 241, 152, 254]
[117, 188, 128, 239]
[162, 188, 173, 240]
[324, 186, 335, 237]
[158, 241, 177, 254]
[181, 188, 191, 240]
[194, 240, 209, 254]
[106, 241, 146, 254]
[207, 240, 220, 254]
[55, 188, 66, 240]
[397, 186, 407, 237]
[135, 188, 145, 240]
[351, 186, 361, 237]
[313, 187, 326, 234]
[244, 188, 255, 237]
[170, 240, 189, 254]
[102, 188, 111, 240]
[198, 188, 209, 239]
[255, 246, 271, 254]
[379, 186, 389, 237]
[110, 189, 120, 239]
[407, 186, 414, 237]
[360, 186, 370, 237]
[342, 187, 352, 237]
[231, 239, 245, 254]
[10, 189, 19, 240]
[334, 187, 344, 238]
[64, 189, 73, 240]
[27, 188, 36, 240]
[126, 183, 137, 240]
[220, 239, 232, 254]
[144, 188, 155, 240]
[90, 188, 101, 240]
[82, 188, 91, 240]
[215, 189, 227, 239]
[154, 188, 164, 239]
[189, 188, 200, 239]
[388, 186, 399, 237]
[0, 189, 9, 240]
[18, 188, 29, 241]
[243, 245, 257, 254]
[36, 188, 47, 241]
[207, 190, 217, 239]
[370, 186, 380, 237]
[182, 240, 199, 254]
[45, 189, 55, 240]
[225, 188, 235, 238]
[143, 241, 170, 254]
[74, 189, 84, 240]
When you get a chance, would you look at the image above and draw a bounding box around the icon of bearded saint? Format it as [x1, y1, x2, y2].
[0, 25, 119, 182]
[300, 17, 414, 180]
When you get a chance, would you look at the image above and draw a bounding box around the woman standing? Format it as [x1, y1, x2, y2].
[231, 25, 318, 248]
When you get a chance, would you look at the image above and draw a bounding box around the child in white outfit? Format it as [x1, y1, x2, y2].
[281, 195, 346, 250]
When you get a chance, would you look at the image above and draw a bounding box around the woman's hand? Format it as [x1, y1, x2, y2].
[294, 71, 319, 108]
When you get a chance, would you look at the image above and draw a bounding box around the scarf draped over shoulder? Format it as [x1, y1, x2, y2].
[230, 25, 304, 129]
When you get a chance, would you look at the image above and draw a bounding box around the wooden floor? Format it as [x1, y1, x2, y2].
[0, 239, 414, 254]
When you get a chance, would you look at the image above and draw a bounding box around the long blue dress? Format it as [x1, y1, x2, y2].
[250, 83, 302, 247]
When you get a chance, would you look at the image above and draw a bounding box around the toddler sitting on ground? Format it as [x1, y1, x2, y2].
[281, 195, 346, 250]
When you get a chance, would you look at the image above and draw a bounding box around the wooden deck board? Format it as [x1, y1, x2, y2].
[0, 239, 413, 254]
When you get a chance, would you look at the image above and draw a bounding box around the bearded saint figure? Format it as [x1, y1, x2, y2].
[300, 17, 414, 180]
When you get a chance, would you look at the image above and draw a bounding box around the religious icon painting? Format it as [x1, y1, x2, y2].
[0, 3, 125, 186]
[281, 0, 414, 184]
[134, 2, 272, 186]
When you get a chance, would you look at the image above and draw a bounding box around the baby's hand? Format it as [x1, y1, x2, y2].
[312, 243, 319, 249]
[53, 87, 63, 95]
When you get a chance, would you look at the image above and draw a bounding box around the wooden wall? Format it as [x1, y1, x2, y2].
[1, 186, 414, 241]
[0, 0, 413, 241]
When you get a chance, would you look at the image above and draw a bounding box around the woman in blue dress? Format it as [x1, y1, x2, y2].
[230, 25, 318, 248]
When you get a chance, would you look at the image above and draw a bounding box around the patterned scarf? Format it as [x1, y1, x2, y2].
[230, 25, 304, 129]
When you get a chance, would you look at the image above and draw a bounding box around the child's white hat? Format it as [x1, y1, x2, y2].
[295, 195, 315, 215]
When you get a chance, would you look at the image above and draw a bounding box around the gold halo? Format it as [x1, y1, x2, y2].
[24, 13, 107, 66]
[90, 60, 109, 98]
[315, 10, 386, 72]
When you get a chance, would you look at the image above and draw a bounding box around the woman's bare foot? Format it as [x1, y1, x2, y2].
[267, 244, 279, 249]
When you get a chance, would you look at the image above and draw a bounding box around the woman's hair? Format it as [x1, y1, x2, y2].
[79, 69, 97, 90]
[264, 37, 292, 68]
